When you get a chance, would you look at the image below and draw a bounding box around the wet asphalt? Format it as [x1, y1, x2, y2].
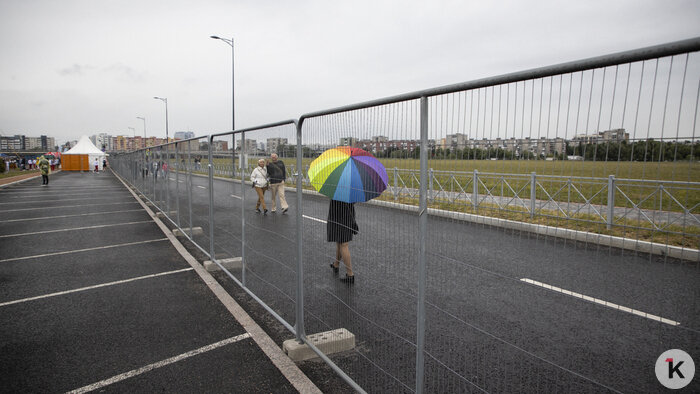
[0, 171, 300, 393]
[135, 169, 700, 393]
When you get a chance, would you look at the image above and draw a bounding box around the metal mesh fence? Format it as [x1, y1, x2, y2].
[301, 102, 422, 392]
[423, 52, 700, 393]
[109, 38, 700, 393]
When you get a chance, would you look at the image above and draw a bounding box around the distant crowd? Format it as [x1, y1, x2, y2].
[1, 156, 61, 173]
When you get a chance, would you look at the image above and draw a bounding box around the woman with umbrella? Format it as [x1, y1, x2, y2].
[308, 147, 388, 284]
[327, 200, 358, 282]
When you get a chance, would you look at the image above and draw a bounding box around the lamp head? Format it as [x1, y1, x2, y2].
[210, 35, 220, 40]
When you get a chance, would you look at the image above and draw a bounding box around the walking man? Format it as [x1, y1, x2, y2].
[38, 155, 50, 186]
[266, 153, 288, 213]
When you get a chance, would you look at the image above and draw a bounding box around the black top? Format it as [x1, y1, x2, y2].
[327, 200, 358, 243]
[267, 160, 286, 184]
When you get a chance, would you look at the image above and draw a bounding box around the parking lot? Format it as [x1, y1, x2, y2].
[0, 171, 319, 393]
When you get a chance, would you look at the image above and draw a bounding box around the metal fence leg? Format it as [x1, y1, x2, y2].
[294, 123, 305, 342]
[166, 144, 170, 216]
[241, 133, 247, 288]
[393, 167, 398, 201]
[176, 145, 180, 228]
[530, 172, 537, 219]
[429, 168, 434, 203]
[208, 139, 215, 260]
[415, 96, 428, 394]
[473, 170, 479, 210]
[188, 144, 193, 239]
[607, 175, 615, 229]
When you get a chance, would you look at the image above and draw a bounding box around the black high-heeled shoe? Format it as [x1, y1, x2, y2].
[329, 263, 339, 273]
[340, 275, 354, 283]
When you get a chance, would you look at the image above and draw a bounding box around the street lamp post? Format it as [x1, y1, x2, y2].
[136, 116, 146, 148]
[153, 97, 169, 143]
[210, 35, 235, 131]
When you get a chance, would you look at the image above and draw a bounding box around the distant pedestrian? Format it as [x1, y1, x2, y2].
[38, 155, 50, 185]
[327, 200, 358, 283]
[153, 161, 159, 180]
[103, 159, 107, 169]
[266, 153, 288, 214]
[250, 159, 269, 214]
[94, 158, 99, 172]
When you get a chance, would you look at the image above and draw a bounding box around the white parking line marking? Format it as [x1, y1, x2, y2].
[520, 278, 680, 326]
[3, 191, 131, 199]
[0, 268, 194, 307]
[230, 194, 241, 200]
[302, 215, 326, 224]
[0, 196, 132, 205]
[0, 209, 144, 223]
[66, 333, 252, 394]
[0, 201, 138, 212]
[197, 185, 206, 189]
[0, 238, 168, 263]
[0, 221, 153, 239]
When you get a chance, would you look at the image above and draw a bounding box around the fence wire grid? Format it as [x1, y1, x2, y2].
[111, 38, 700, 394]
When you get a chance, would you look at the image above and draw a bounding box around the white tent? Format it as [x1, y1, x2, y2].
[64, 135, 107, 169]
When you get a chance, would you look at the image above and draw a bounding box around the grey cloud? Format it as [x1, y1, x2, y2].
[103, 63, 146, 83]
[58, 64, 94, 76]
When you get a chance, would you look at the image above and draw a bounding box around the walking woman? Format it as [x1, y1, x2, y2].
[250, 159, 269, 214]
[327, 200, 358, 283]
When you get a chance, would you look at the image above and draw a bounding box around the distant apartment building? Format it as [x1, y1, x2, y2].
[266, 138, 288, 154]
[113, 136, 128, 151]
[573, 128, 629, 144]
[357, 138, 419, 153]
[339, 137, 358, 147]
[90, 133, 112, 151]
[21, 135, 55, 151]
[446, 133, 469, 150]
[210, 140, 228, 151]
[24, 137, 43, 150]
[0, 135, 25, 150]
[236, 139, 257, 153]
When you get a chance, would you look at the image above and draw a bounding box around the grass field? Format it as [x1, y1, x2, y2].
[199, 156, 700, 213]
[0, 168, 39, 180]
[222, 156, 700, 182]
[124, 156, 700, 249]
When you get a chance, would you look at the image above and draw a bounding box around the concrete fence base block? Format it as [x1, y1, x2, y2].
[172, 227, 203, 237]
[203, 257, 242, 271]
[155, 211, 178, 218]
[283, 328, 355, 362]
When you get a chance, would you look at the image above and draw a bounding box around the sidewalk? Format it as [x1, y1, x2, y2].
[0, 170, 320, 393]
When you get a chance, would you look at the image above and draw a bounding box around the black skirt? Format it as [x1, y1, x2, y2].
[326, 200, 358, 243]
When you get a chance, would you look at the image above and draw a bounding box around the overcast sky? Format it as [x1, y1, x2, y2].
[1, 0, 699, 145]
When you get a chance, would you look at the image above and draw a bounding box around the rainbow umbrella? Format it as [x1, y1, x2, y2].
[308, 147, 388, 203]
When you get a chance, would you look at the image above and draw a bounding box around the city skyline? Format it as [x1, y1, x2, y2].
[2, 1, 699, 146]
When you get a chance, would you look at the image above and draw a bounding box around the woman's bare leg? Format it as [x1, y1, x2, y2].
[332, 243, 341, 268]
[338, 242, 352, 276]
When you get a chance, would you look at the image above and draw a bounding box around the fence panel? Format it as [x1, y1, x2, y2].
[424, 50, 700, 393]
[108, 38, 700, 393]
[301, 101, 423, 392]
